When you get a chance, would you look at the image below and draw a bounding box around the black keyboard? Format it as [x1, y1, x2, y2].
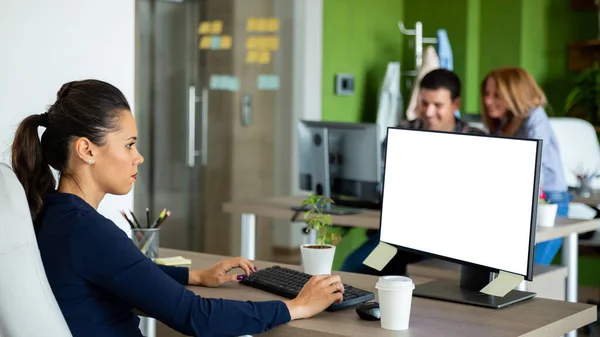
[239, 266, 375, 311]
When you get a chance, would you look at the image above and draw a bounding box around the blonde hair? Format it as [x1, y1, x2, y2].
[481, 66, 547, 136]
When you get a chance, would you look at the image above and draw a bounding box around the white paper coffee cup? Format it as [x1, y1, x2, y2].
[375, 275, 415, 330]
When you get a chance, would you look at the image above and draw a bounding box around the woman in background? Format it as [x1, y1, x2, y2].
[11, 79, 344, 337]
[481, 66, 569, 265]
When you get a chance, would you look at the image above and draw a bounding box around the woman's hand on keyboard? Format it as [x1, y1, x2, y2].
[284, 274, 344, 320]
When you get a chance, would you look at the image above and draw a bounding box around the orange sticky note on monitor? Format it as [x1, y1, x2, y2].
[267, 18, 280, 32]
[211, 20, 223, 34]
[199, 36, 211, 49]
[220, 35, 232, 49]
[258, 51, 271, 64]
[246, 51, 259, 63]
[198, 22, 211, 35]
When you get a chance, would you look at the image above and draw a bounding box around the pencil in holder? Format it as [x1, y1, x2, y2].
[132, 227, 161, 259]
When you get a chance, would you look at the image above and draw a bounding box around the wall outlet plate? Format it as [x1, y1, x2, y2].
[335, 73, 354, 96]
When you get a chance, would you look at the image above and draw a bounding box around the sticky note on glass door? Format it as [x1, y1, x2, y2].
[246, 51, 259, 64]
[199, 36, 211, 49]
[211, 20, 223, 34]
[246, 37, 257, 50]
[220, 35, 232, 49]
[257, 19, 269, 32]
[267, 37, 279, 51]
[267, 18, 280, 32]
[258, 52, 271, 64]
[247, 17, 259, 32]
[257, 75, 280, 90]
[198, 22, 211, 35]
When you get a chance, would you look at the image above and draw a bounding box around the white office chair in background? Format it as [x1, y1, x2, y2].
[0, 163, 72, 337]
[549, 118, 600, 242]
[549, 117, 600, 189]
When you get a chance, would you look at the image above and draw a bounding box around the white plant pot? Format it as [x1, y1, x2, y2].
[300, 244, 336, 275]
[537, 203, 558, 228]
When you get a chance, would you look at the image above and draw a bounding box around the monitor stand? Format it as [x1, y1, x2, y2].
[412, 265, 536, 309]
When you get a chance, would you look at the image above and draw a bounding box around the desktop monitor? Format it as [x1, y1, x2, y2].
[380, 127, 542, 308]
[298, 120, 381, 213]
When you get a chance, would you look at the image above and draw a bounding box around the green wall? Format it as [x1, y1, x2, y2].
[322, 0, 404, 123]
[322, 0, 597, 119]
[520, 0, 596, 114]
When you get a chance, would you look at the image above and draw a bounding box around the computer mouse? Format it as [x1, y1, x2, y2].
[356, 302, 380, 321]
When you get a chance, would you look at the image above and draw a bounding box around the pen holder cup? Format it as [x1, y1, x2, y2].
[132, 228, 161, 259]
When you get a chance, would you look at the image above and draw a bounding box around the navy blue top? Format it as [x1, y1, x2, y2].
[36, 192, 291, 337]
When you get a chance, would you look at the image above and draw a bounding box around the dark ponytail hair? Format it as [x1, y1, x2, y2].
[11, 80, 131, 221]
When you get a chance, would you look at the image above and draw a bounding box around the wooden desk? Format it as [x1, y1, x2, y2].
[222, 196, 599, 308]
[157, 248, 597, 337]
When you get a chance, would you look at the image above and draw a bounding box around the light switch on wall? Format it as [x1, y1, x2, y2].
[335, 73, 354, 96]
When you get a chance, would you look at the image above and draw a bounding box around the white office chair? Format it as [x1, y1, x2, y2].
[549, 117, 600, 189]
[549, 118, 600, 242]
[0, 163, 72, 337]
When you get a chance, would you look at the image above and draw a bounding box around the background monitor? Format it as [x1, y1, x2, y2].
[298, 120, 381, 213]
[380, 127, 542, 308]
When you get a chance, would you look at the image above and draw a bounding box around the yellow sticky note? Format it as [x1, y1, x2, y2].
[267, 18, 280, 32]
[220, 35, 232, 49]
[256, 37, 268, 50]
[247, 17, 258, 32]
[199, 36, 211, 49]
[257, 19, 269, 32]
[258, 51, 271, 64]
[246, 37, 257, 50]
[198, 22, 211, 35]
[480, 271, 524, 297]
[362, 242, 397, 271]
[246, 51, 259, 64]
[267, 36, 279, 51]
[155, 256, 192, 266]
[211, 20, 223, 34]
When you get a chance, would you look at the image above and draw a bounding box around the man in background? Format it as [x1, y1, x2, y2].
[340, 68, 486, 276]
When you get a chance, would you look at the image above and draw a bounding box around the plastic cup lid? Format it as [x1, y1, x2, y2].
[376, 275, 415, 289]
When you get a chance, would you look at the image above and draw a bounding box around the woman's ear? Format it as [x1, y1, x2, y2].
[73, 137, 95, 164]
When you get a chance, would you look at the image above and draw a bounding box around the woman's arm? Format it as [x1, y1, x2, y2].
[69, 215, 291, 336]
[156, 264, 190, 286]
[523, 107, 568, 192]
[156, 265, 189, 285]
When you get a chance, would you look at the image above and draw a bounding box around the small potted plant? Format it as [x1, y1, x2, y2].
[574, 165, 599, 197]
[299, 194, 342, 275]
[536, 189, 557, 228]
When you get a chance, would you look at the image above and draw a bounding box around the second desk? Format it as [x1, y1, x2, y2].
[223, 196, 599, 306]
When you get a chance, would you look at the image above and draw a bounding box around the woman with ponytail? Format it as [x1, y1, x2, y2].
[11, 80, 343, 337]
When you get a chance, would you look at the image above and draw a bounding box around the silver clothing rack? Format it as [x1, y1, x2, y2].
[398, 21, 438, 76]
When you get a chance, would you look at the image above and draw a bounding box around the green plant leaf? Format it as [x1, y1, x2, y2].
[565, 63, 600, 122]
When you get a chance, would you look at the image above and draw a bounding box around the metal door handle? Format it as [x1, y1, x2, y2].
[187, 86, 202, 167]
[201, 88, 208, 167]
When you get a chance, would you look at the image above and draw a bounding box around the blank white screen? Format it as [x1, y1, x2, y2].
[380, 129, 539, 277]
